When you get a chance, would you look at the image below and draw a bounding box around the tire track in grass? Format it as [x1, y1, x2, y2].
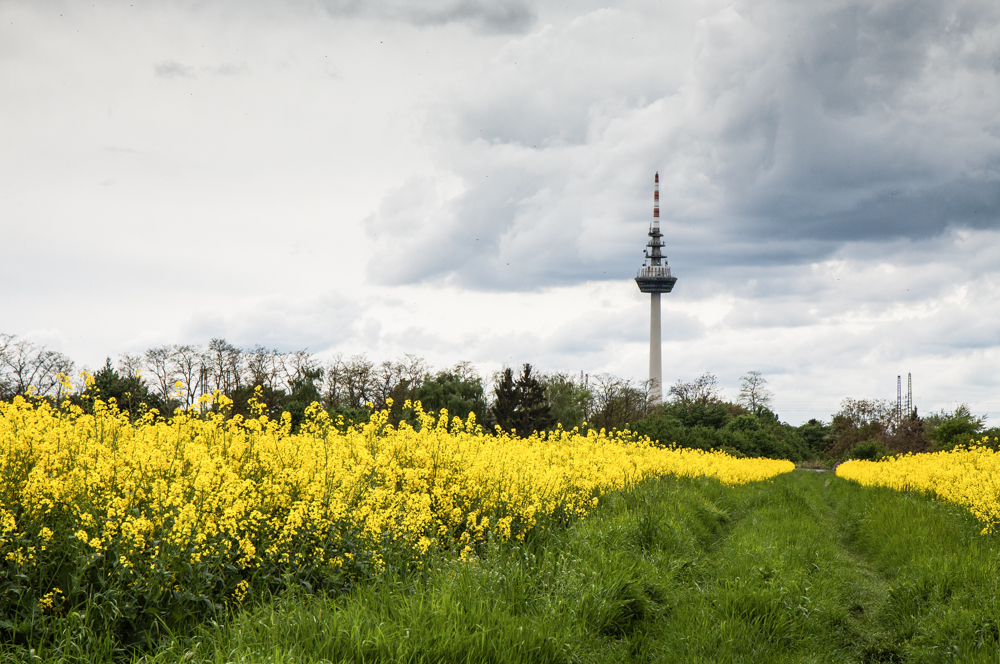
[825, 472, 1000, 662]
[697, 468, 1000, 663]
[665, 470, 900, 662]
[815, 472, 903, 662]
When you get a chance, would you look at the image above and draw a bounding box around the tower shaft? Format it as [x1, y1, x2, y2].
[650, 293, 662, 403]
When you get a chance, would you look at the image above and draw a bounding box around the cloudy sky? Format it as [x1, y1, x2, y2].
[3, 0, 1000, 423]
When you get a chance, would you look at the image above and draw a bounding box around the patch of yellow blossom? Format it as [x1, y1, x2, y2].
[0, 389, 792, 576]
[233, 579, 250, 603]
[836, 438, 1000, 534]
[37, 587, 64, 614]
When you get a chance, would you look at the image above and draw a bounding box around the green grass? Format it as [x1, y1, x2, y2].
[14, 471, 1000, 663]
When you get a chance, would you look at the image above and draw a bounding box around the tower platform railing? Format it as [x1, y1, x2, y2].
[637, 265, 672, 279]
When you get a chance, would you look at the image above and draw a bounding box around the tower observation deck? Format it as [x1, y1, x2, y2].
[635, 172, 676, 404]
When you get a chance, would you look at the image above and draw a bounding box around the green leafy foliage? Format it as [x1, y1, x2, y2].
[228, 384, 288, 420]
[924, 404, 986, 450]
[633, 403, 811, 461]
[414, 370, 487, 423]
[845, 439, 892, 461]
[540, 372, 590, 430]
[798, 418, 831, 456]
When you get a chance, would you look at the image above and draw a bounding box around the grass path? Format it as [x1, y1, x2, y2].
[123, 471, 1000, 663]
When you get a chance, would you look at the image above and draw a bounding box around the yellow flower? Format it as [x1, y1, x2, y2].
[233, 579, 250, 603]
[837, 439, 1000, 534]
[38, 588, 63, 613]
[0, 392, 792, 597]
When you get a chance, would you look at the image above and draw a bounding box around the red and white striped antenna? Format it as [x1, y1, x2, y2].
[653, 172, 659, 225]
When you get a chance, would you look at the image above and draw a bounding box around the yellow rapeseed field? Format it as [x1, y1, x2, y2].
[836, 440, 1000, 534]
[0, 384, 792, 618]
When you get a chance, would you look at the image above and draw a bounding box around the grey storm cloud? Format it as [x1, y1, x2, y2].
[318, 0, 536, 34]
[366, 0, 1000, 291]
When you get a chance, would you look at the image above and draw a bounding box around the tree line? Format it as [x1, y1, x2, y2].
[2, 332, 993, 462]
[0, 333, 614, 432]
[633, 371, 1000, 462]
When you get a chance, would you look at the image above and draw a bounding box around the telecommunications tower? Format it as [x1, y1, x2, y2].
[635, 172, 677, 404]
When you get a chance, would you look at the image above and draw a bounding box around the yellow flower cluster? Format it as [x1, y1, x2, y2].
[0, 391, 792, 576]
[836, 438, 1000, 534]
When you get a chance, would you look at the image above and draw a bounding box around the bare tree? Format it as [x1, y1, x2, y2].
[668, 373, 723, 407]
[372, 359, 403, 410]
[171, 344, 204, 406]
[324, 353, 347, 406]
[451, 360, 478, 383]
[226, 344, 245, 392]
[117, 353, 145, 380]
[0, 335, 75, 399]
[325, 354, 376, 409]
[399, 355, 428, 386]
[282, 350, 319, 392]
[0, 333, 14, 399]
[360, 355, 429, 410]
[40, 349, 75, 399]
[347, 354, 376, 407]
[589, 374, 648, 430]
[206, 338, 243, 394]
[144, 346, 177, 400]
[245, 345, 282, 390]
[737, 371, 774, 411]
[1, 338, 40, 397]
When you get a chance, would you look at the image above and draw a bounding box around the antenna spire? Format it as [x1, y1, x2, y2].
[654, 172, 659, 222]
